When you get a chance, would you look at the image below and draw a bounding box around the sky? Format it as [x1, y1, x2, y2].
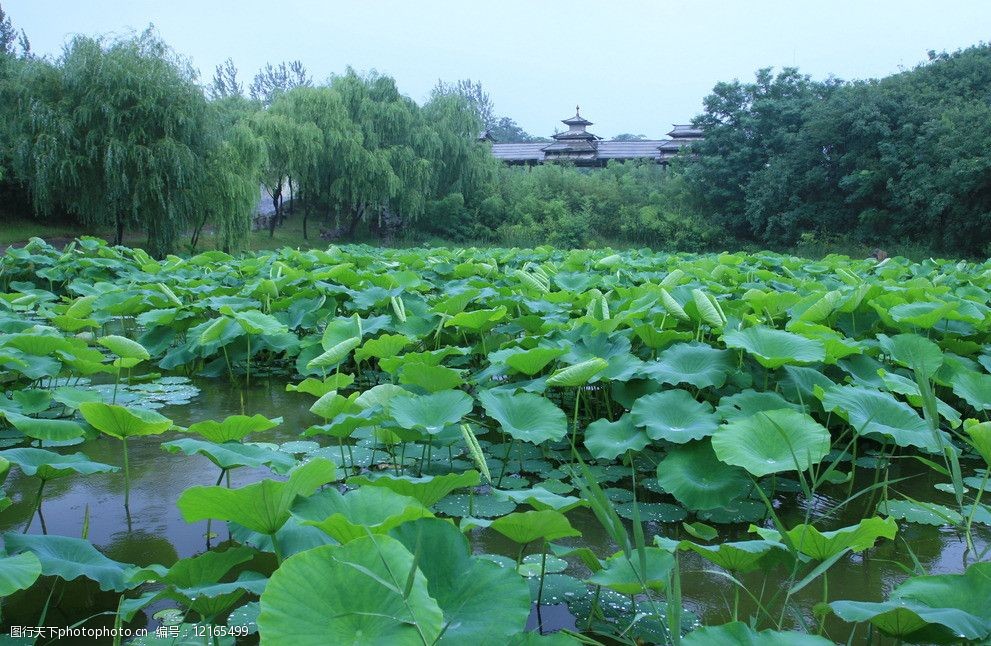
[5, 1, 991, 139]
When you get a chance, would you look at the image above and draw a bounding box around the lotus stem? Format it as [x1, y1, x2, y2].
[122, 437, 131, 511]
[536, 542, 548, 621]
[23, 479, 45, 534]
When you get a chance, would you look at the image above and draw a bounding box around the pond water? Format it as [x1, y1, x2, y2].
[1, 377, 987, 644]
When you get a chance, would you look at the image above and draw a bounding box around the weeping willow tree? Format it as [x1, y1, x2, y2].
[324, 70, 438, 235]
[8, 29, 215, 256]
[250, 103, 321, 236]
[423, 86, 499, 205]
[190, 119, 265, 252]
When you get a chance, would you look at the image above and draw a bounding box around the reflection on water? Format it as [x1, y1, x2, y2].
[0, 377, 987, 642]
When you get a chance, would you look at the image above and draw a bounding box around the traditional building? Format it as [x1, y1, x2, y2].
[490, 108, 701, 166]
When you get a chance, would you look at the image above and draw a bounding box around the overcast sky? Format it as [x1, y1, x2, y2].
[5, 1, 990, 138]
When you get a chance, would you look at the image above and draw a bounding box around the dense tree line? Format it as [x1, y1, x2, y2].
[679, 46, 991, 256]
[1, 1, 989, 257]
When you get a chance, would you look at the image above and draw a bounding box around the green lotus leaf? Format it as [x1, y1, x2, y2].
[878, 333, 944, 377]
[658, 287, 689, 320]
[683, 622, 834, 645]
[434, 493, 517, 518]
[79, 402, 173, 439]
[8, 389, 52, 414]
[655, 440, 750, 510]
[293, 486, 433, 543]
[307, 337, 361, 371]
[830, 561, 991, 642]
[0, 552, 41, 597]
[398, 362, 465, 392]
[820, 385, 945, 453]
[587, 547, 674, 595]
[711, 409, 831, 477]
[641, 343, 733, 390]
[964, 419, 991, 465]
[257, 535, 444, 646]
[494, 487, 587, 513]
[177, 458, 336, 535]
[320, 314, 363, 350]
[309, 390, 359, 420]
[877, 500, 964, 526]
[51, 386, 102, 412]
[0, 448, 118, 480]
[723, 326, 826, 368]
[952, 369, 991, 412]
[354, 333, 412, 362]
[478, 389, 567, 444]
[445, 306, 507, 330]
[186, 414, 282, 443]
[490, 510, 581, 544]
[615, 501, 687, 522]
[715, 390, 801, 422]
[676, 539, 786, 573]
[390, 390, 473, 434]
[97, 335, 150, 361]
[285, 374, 355, 397]
[691, 288, 726, 328]
[751, 516, 897, 560]
[504, 347, 568, 376]
[347, 471, 480, 507]
[584, 415, 649, 460]
[631, 389, 719, 443]
[161, 438, 296, 474]
[546, 358, 609, 387]
[121, 547, 260, 622]
[390, 519, 531, 644]
[222, 308, 288, 337]
[2, 533, 141, 592]
[0, 411, 86, 442]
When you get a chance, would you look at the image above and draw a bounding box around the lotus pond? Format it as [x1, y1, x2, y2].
[0, 238, 989, 645]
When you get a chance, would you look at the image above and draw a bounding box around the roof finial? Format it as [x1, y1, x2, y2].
[576, 105, 580, 116]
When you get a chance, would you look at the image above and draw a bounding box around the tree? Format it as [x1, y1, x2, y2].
[430, 78, 495, 128]
[612, 133, 647, 141]
[250, 104, 320, 236]
[249, 60, 311, 106]
[488, 116, 548, 143]
[8, 29, 214, 255]
[210, 58, 243, 99]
